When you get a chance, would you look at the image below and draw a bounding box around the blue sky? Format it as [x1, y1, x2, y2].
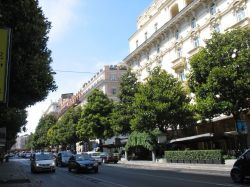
[23, 0, 152, 135]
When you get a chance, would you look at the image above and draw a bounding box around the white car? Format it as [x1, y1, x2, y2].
[30, 152, 56, 173]
[86, 151, 102, 165]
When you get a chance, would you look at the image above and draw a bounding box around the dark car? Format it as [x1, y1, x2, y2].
[68, 153, 98, 173]
[230, 149, 250, 183]
[30, 152, 55, 173]
[55, 151, 73, 167]
[100, 152, 119, 164]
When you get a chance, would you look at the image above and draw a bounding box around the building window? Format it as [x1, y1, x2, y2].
[146, 52, 150, 60]
[191, 17, 196, 28]
[110, 74, 116, 81]
[136, 40, 139, 48]
[154, 23, 158, 32]
[145, 32, 148, 40]
[213, 24, 220, 33]
[236, 8, 245, 21]
[177, 47, 182, 58]
[156, 44, 160, 53]
[210, 2, 216, 15]
[175, 30, 179, 40]
[193, 37, 199, 48]
[112, 88, 117, 95]
[177, 70, 186, 81]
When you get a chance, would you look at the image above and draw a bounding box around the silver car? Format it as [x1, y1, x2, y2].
[30, 152, 56, 173]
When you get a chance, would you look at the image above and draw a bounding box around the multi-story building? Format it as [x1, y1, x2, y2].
[11, 134, 29, 150]
[123, 0, 250, 151]
[78, 65, 127, 105]
[124, 0, 249, 82]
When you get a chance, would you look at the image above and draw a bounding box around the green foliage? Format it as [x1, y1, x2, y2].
[111, 70, 139, 135]
[125, 131, 157, 151]
[49, 107, 82, 147]
[0, 106, 27, 149]
[131, 67, 195, 133]
[77, 89, 114, 140]
[165, 150, 223, 161]
[188, 29, 250, 120]
[0, 0, 57, 147]
[33, 114, 57, 149]
[25, 133, 34, 150]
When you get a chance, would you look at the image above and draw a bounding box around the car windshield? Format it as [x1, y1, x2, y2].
[75, 154, 91, 161]
[35, 153, 53, 161]
[62, 152, 72, 157]
[91, 152, 100, 156]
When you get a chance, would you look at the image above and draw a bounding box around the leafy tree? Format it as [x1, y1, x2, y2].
[188, 29, 250, 120]
[0, 0, 57, 109]
[0, 107, 27, 150]
[77, 89, 114, 150]
[52, 107, 82, 150]
[131, 67, 194, 134]
[0, 0, 56, 147]
[111, 69, 139, 135]
[25, 133, 34, 150]
[33, 114, 57, 149]
[47, 124, 60, 148]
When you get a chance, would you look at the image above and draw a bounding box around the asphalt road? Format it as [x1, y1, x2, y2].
[15, 159, 249, 187]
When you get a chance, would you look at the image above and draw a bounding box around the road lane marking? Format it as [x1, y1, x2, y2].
[131, 172, 246, 187]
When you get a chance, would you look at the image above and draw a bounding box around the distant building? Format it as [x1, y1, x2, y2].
[44, 102, 59, 116]
[11, 134, 29, 150]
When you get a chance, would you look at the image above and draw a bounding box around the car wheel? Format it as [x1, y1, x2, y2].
[52, 169, 56, 173]
[114, 161, 118, 164]
[58, 162, 62, 167]
[231, 168, 244, 183]
[68, 167, 71, 172]
[31, 167, 36, 173]
[94, 167, 98, 173]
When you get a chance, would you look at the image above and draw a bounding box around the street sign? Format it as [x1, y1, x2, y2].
[0, 28, 11, 103]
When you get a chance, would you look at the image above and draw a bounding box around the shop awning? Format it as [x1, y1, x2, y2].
[169, 133, 214, 144]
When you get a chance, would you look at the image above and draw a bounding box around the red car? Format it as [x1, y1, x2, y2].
[100, 152, 119, 164]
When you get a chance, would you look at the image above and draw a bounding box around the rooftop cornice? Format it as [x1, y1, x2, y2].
[124, 0, 202, 63]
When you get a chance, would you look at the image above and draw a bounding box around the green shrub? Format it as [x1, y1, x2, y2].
[165, 150, 223, 161]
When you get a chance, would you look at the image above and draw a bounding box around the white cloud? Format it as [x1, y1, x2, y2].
[39, 0, 81, 41]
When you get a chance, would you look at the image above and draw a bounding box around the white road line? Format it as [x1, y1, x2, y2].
[133, 172, 245, 187]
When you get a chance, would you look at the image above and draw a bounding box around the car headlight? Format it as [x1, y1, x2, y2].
[36, 163, 39, 167]
[51, 162, 55, 166]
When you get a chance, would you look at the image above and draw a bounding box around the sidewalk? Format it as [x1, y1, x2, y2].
[118, 160, 232, 176]
[0, 160, 37, 187]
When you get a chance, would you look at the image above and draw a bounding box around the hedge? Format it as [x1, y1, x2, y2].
[165, 150, 223, 161]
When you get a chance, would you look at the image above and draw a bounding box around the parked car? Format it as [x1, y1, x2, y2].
[100, 152, 119, 164]
[30, 152, 55, 173]
[68, 153, 98, 173]
[86, 151, 102, 165]
[230, 149, 250, 183]
[55, 151, 73, 167]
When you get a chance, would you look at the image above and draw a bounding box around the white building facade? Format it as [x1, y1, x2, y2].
[124, 0, 249, 82]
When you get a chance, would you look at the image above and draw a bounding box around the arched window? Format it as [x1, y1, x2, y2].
[191, 17, 196, 28]
[210, 3, 216, 15]
[175, 30, 179, 40]
[170, 4, 179, 18]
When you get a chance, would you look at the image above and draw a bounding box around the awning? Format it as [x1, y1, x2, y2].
[169, 133, 214, 144]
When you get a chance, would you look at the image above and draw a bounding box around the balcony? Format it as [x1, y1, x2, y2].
[187, 46, 202, 57]
[171, 57, 186, 70]
[226, 17, 250, 30]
